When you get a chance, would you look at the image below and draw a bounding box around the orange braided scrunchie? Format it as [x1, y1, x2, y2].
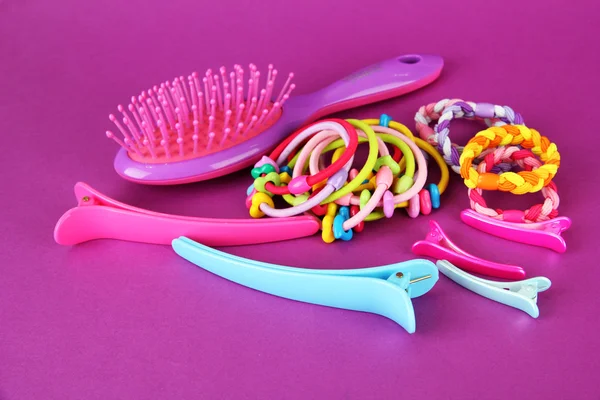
[459, 125, 560, 194]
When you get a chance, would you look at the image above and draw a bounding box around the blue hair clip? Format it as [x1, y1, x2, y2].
[172, 237, 439, 333]
[436, 260, 550, 318]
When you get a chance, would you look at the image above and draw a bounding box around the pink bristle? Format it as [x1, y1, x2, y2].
[236, 67, 244, 103]
[157, 119, 169, 142]
[192, 104, 198, 122]
[160, 101, 176, 130]
[188, 77, 197, 108]
[255, 109, 269, 130]
[223, 82, 230, 108]
[242, 115, 258, 136]
[140, 96, 156, 127]
[265, 101, 281, 122]
[160, 84, 176, 114]
[175, 107, 184, 130]
[123, 117, 143, 147]
[143, 138, 157, 159]
[229, 72, 236, 103]
[245, 79, 253, 109]
[202, 77, 210, 113]
[141, 120, 155, 148]
[124, 137, 143, 157]
[176, 122, 184, 156]
[192, 72, 202, 95]
[147, 99, 160, 122]
[193, 121, 199, 154]
[264, 79, 275, 106]
[179, 75, 192, 106]
[208, 115, 215, 134]
[206, 132, 215, 151]
[118, 105, 142, 145]
[220, 127, 231, 147]
[109, 114, 133, 143]
[148, 89, 160, 110]
[170, 88, 182, 116]
[234, 103, 245, 128]
[154, 106, 168, 132]
[206, 70, 215, 98]
[106, 130, 128, 151]
[138, 107, 152, 131]
[279, 85, 295, 107]
[179, 97, 190, 126]
[193, 133, 199, 154]
[235, 83, 243, 110]
[244, 97, 257, 125]
[256, 89, 267, 113]
[210, 85, 217, 104]
[233, 122, 244, 139]
[210, 99, 216, 122]
[223, 109, 232, 132]
[276, 73, 294, 104]
[128, 104, 145, 137]
[197, 93, 204, 122]
[253, 71, 260, 101]
[266, 64, 274, 85]
[160, 139, 171, 159]
[224, 93, 231, 112]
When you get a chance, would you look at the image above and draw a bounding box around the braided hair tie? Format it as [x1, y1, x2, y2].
[415, 99, 524, 173]
[459, 125, 560, 194]
[467, 146, 560, 223]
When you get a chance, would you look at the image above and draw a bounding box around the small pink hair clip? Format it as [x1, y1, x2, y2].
[412, 220, 525, 280]
[460, 210, 572, 253]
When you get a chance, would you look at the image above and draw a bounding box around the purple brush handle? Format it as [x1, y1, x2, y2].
[287, 54, 444, 122]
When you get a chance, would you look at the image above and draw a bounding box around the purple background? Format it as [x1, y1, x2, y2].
[1, 0, 599, 398]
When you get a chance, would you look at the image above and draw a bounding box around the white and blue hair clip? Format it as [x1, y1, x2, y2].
[172, 236, 439, 333]
[436, 260, 551, 318]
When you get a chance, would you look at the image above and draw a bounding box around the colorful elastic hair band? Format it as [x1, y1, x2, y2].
[248, 126, 353, 218]
[319, 117, 449, 222]
[415, 99, 524, 173]
[459, 125, 560, 194]
[467, 146, 560, 223]
[363, 123, 449, 221]
[252, 119, 359, 196]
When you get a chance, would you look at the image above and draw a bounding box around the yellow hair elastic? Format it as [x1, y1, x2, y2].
[459, 124, 560, 194]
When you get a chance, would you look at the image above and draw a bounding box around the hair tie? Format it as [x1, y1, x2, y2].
[255, 118, 359, 196]
[415, 99, 524, 173]
[467, 146, 560, 223]
[459, 125, 560, 194]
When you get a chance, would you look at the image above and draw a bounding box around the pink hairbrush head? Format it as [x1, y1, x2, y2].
[107, 55, 444, 185]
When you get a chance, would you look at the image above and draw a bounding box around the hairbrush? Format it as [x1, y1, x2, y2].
[107, 54, 443, 185]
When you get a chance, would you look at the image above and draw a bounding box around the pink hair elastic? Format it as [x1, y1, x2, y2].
[414, 99, 524, 173]
[468, 146, 560, 223]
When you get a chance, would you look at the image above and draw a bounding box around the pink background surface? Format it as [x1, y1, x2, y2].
[1, 0, 599, 398]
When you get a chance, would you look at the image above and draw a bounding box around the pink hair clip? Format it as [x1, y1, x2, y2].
[412, 220, 525, 279]
[460, 210, 571, 253]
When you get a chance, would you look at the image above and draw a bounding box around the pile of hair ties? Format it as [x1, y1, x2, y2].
[245, 115, 450, 242]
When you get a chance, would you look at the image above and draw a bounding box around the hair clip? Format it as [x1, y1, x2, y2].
[460, 209, 571, 253]
[54, 182, 320, 246]
[436, 260, 551, 318]
[172, 236, 439, 333]
[411, 220, 525, 279]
